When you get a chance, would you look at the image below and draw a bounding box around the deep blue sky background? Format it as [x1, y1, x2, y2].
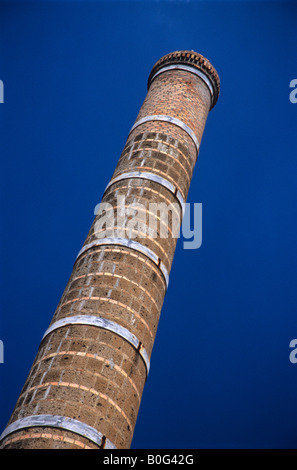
[0, 0, 297, 449]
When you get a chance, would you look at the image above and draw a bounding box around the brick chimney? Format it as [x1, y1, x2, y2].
[0, 51, 220, 449]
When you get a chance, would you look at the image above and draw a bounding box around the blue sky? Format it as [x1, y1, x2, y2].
[0, 0, 296, 449]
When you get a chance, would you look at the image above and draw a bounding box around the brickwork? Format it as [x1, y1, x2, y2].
[0, 51, 219, 449]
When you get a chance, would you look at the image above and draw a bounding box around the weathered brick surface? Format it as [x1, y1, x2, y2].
[134, 70, 211, 145]
[0, 51, 219, 449]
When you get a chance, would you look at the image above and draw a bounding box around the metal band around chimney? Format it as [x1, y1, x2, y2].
[42, 314, 150, 376]
[0, 415, 116, 449]
[129, 115, 200, 153]
[76, 238, 169, 289]
[149, 64, 214, 103]
[105, 170, 185, 216]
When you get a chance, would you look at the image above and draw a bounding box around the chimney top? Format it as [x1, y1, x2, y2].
[147, 50, 220, 109]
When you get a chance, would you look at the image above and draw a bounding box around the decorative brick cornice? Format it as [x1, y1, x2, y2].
[148, 50, 220, 109]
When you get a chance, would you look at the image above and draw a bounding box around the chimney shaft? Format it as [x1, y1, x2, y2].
[0, 51, 219, 449]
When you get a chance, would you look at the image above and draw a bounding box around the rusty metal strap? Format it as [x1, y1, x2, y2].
[75, 237, 169, 289]
[149, 64, 214, 104]
[129, 115, 200, 153]
[42, 314, 150, 376]
[104, 170, 185, 215]
[0, 415, 116, 449]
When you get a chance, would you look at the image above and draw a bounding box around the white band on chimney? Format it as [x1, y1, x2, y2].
[0, 415, 116, 449]
[129, 115, 200, 153]
[75, 238, 169, 289]
[42, 314, 150, 376]
[149, 64, 214, 102]
[104, 170, 185, 215]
